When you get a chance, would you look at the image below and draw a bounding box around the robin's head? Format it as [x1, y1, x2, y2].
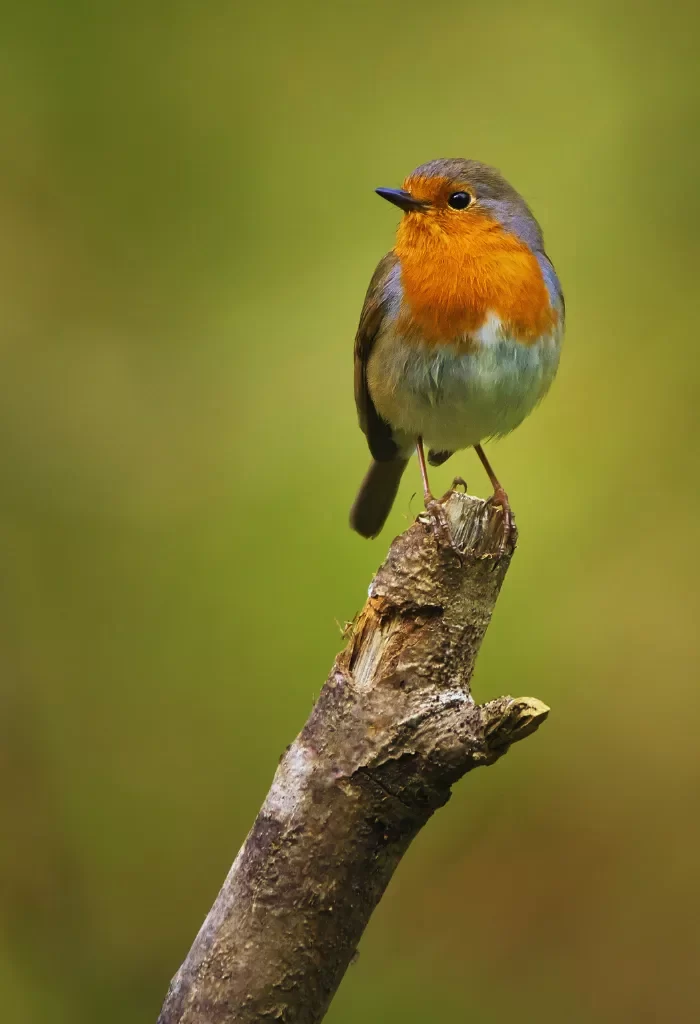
[376, 158, 543, 252]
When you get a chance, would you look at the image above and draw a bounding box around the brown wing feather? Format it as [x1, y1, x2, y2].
[353, 251, 400, 462]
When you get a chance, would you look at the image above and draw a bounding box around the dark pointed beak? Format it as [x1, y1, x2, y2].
[375, 187, 427, 213]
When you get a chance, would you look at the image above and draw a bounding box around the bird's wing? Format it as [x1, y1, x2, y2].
[354, 251, 401, 462]
[537, 251, 565, 322]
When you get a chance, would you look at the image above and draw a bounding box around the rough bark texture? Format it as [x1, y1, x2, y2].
[157, 491, 549, 1024]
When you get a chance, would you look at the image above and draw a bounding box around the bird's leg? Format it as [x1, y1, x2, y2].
[416, 437, 452, 547]
[416, 436, 433, 504]
[474, 444, 514, 550]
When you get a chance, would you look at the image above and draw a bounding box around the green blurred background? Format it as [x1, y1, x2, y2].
[1, 1, 698, 1021]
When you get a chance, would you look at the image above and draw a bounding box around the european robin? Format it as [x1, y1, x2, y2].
[350, 157, 564, 541]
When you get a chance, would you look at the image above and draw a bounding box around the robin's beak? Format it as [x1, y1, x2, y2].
[375, 188, 428, 213]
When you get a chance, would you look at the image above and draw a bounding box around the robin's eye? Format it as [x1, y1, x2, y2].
[448, 191, 472, 210]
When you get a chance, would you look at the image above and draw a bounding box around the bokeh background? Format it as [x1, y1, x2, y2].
[1, 1, 699, 1021]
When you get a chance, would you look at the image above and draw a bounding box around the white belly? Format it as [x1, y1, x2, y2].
[367, 321, 561, 452]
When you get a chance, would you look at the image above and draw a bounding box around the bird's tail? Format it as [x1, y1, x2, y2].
[349, 458, 409, 538]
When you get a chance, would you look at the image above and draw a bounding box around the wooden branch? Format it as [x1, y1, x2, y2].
[157, 491, 549, 1024]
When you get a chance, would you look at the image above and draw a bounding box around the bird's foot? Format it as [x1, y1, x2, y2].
[419, 496, 454, 549]
[485, 486, 515, 554]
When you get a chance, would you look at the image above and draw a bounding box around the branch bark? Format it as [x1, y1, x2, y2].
[157, 491, 549, 1024]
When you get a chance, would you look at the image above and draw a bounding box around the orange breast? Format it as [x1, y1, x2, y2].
[395, 211, 556, 346]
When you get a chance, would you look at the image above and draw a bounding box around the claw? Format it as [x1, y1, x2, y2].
[485, 486, 514, 554]
[439, 476, 468, 502]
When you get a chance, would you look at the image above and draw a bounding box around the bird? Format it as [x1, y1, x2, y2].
[349, 157, 565, 542]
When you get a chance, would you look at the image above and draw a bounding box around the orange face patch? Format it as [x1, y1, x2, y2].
[395, 177, 556, 345]
[401, 174, 469, 208]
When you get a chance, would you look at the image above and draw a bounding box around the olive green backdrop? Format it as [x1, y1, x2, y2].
[1, 1, 698, 1021]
